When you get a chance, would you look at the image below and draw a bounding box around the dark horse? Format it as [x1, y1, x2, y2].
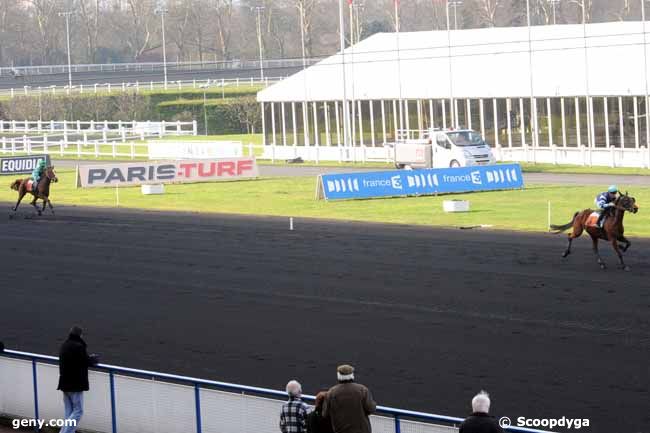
[9, 166, 58, 217]
[550, 193, 639, 271]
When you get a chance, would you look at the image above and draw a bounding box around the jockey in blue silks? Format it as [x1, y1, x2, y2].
[595, 185, 619, 228]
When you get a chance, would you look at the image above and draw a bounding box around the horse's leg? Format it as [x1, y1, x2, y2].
[618, 235, 631, 253]
[47, 199, 55, 216]
[13, 191, 26, 212]
[562, 223, 583, 258]
[611, 238, 629, 271]
[591, 235, 606, 269]
[30, 195, 41, 216]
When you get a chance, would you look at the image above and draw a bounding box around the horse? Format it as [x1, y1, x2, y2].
[550, 193, 639, 271]
[9, 166, 58, 217]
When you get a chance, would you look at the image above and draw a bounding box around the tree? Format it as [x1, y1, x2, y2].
[78, 0, 101, 63]
[224, 95, 261, 133]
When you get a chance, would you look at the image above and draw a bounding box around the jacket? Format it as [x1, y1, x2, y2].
[307, 409, 334, 433]
[323, 381, 376, 433]
[57, 334, 91, 392]
[595, 191, 615, 209]
[459, 412, 504, 433]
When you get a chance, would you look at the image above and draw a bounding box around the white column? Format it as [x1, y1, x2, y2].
[417, 100, 423, 130]
[634, 96, 640, 148]
[561, 97, 567, 147]
[369, 101, 376, 146]
[429, 100, 435, 130]
[466, 99, 472, 129]
[325, 102, 331, 146]
[618, 96, 625, 148]
[292, 102, 298, 146]
[393, 100, 399, 141]
[519, 98, 526, 147]
[261, 102, 266, 146]
[589, 96, 596, 148]
[532, 97, 539, 148]
[281, 102, 287, 146]
[404, 100, 410, 132]
[313, 102, 319, 146]
[271, 102, 277, 146]
[303, 102, 310, 146]
[604, 97, 610, 148]
[479, 99, 485, 140]
[381, 100, 387, 144]
[575, 97, 581, 147]
[442, 100, 447, 128]
[335, 101, 341, 147]
[547, 98, 553, 146]
[357, 101, 364, 146]
[492, 98, 499, 148]
[454, 99, 459, 128]
[506, 98, 513, 147]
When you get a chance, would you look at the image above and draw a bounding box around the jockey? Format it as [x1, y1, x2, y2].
[595, 185, 619, 227]
[31, 159, 47, 192]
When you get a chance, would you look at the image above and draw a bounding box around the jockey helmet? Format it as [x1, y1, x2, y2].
[608, 185, 618, 193]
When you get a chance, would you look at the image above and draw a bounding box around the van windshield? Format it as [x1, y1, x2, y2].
[446, 131, 484, 146]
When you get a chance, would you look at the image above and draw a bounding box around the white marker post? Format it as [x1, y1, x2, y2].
[116, 185, 120, 208]
[289, 217, 294, 231]
[548, 201, 551, 232]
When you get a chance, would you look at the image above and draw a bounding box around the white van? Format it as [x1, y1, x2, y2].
[392, 129, 496, 169]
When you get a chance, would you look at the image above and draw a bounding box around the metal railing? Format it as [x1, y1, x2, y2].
[0, 58, 323, 77]
[0, 349, 550, 433]
[0, 76, 284, 98]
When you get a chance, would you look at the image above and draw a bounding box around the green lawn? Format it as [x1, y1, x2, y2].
[3, 169, 649, 236]
[519, 162, 650, 176]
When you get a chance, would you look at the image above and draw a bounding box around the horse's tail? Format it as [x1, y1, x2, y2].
[10, 179, 22, 191]
[550, 211, 579, 233]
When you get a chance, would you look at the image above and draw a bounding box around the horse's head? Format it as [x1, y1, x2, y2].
[616, 192, 638, 214]
[45, 166, 58, 183]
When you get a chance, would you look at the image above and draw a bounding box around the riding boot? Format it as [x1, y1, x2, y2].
[596, 211, 606, 228]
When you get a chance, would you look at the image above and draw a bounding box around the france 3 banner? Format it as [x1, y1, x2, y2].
[317, 164, 524, 201]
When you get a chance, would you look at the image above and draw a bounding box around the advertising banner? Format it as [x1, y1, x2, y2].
[0, 155, 51, 175]
[317, 164, 524, 200]
[77, 157, 258, 188]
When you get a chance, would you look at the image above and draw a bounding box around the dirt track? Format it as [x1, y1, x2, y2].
[0, 205, 648, 433]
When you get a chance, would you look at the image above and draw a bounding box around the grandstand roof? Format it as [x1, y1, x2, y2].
[257, 21, 650, 102]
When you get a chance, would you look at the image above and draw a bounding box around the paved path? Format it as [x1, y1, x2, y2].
[51, 159, 650, 186]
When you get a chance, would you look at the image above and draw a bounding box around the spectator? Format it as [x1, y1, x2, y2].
[57, 326, 96, 433]
[459, 391, 504, 433]
[307, 391, 333, 433]
[280, 380, 310, 433]
[323, 365, 376, 433]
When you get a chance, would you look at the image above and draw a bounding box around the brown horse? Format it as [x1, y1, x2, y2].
[9, 166, 58, 217]
[551, 193, 639, 271]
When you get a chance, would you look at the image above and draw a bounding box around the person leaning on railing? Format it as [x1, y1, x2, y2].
[322, 365, 376, 433]
[280, 380, 310, 433]
[57, 326, 100, 433]
[458, 391, 504, 433]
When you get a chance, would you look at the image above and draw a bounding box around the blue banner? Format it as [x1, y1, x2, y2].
[0, 155, 51, 175]
[319, 164, 524, 200]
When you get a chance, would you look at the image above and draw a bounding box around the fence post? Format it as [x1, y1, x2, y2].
[393, 416, 401, 433]
[80, 84, 84, 94]
[109, 371, 118, 433]
[90, 120, 95, 131]
[194, 384, 202, 433]
[104, 120, 109, 130]
[108, 83, 111, 93]
[161, 120, 166, 137]
[94, 83, 98, 93]
[0, 119, 3, 132]
[11, 120, 16, 132]
[192, 120, 198, 136]
[24, 135, 29, 154]
[83, 132, 88, 147]
[11, 137, 15, 155]
[37, 119, 42, 131]
[177, 121, 182, 134]
[77, 141, 81, 158]
[10, 88, 14, 98]
[32, 359, 40, 432]
[150, 81, 154, 91]
[43, 135, 48, 153]
[1, 137, 6, 153]
[77, 120, 82, 133]
[50, 120, 54, 132]
[59, 140, 64, 157]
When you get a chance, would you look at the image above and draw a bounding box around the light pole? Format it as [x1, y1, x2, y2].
[253, 6, 265, 80]
[298, 2, 306, 69]
[200, 82, 210, 136]
[445, 1, 456, 127]
[642, 0, 649, 148]
[338, 0, 351, 148]
[155, 1, 169, 90]
[525, 0, 538, 149]
[448, 0, 462, 30]
[58, 11, 74, 90]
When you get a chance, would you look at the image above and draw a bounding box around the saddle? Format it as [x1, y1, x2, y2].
[586, 212, 600, 227]
[26, 180, 38, 193]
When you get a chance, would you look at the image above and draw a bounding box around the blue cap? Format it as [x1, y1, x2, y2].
[608, 185, 618, 193]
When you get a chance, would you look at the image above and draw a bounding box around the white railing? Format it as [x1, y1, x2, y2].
[0, 76, 285, 98]
[0, 120, 197, 136]
[0, 58, 322, 77]
[0, 137, 149, 160]
[263, 145, 394, 164]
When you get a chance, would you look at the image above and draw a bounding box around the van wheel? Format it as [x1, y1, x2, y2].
[450, 160, 460, 168]
[395, 163, 405, 169]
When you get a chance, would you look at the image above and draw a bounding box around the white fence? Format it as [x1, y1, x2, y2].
[148, 141, 244, 160]
[0, 120, 196, 136]
[262, 144, 650, 168]
[0, 76, 284, 98]
[0, 351, 477, 433]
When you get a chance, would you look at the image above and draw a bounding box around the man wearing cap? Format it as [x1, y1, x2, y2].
[57, 326, 96, 433]
[595, 185, 619, 228]
[323, 365, 376, 433]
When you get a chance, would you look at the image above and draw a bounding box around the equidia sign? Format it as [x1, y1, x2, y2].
[77, 157, 259, 188]
[316, 164, 524, 200]
[0, 155, 51, 175]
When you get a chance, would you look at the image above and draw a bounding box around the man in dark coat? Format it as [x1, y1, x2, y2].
[57, 326, 95, 433]
[323, 365, 376, 433]
[459, 391, 504, 433]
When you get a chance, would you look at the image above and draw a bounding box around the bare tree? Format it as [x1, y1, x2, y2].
[78, 0, 101, 63]
[473, 0, 502, 27]
[213, 0, 236, 61]
[26, 0, 59, 64]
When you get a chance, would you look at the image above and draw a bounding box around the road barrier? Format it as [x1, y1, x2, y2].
[0, 349, 550, 433]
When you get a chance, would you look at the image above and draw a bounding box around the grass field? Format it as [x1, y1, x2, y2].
[2, 169, 648, 236]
